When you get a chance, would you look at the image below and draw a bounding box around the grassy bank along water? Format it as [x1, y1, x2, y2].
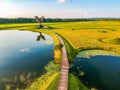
[55, 33, 77, 63]
[76, 50, 120, 58]
[25, 61, 60, 90]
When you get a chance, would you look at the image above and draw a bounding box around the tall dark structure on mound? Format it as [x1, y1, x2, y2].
[35, 16, 45, 28]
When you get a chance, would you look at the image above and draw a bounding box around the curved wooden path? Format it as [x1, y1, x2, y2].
[55, 33, 69, 90]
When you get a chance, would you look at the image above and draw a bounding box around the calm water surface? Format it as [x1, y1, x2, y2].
[70, 51, 120, 90]
[0, 30, 54, 90]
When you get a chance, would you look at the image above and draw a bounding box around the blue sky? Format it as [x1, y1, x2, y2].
[0, 0, 120, 18]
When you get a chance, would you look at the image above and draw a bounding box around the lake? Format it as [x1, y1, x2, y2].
[0, 30, 54, 90]
[70, 50, 120, 90]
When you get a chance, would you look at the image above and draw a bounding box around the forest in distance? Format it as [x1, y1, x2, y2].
[0, 17, 120, 24]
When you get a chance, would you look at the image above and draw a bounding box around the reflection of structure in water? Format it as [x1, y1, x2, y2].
[36, 32, 46, 41]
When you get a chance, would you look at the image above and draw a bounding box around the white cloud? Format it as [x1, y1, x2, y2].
[20, 48, 30, 53]
[57, 0, 69, 3]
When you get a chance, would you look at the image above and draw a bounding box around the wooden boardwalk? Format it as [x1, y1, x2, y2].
[55, 34, 69, 90]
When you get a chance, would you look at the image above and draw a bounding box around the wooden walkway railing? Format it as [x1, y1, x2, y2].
[55, 33, 69, 90]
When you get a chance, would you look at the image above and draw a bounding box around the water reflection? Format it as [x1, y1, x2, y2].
[70, 55, 120, 90]
[20, 48, 30, 53]
[0, 30, 54, 90]
[2, 72, 36, 90]
[36, 32, 46, 41]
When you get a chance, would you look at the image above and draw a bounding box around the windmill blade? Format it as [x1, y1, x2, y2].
[35, 16, 41, 22]
[40, 16, 45, 21]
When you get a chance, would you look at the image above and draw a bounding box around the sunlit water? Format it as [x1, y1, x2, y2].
[70, 51, 120, 90]
[0, 30, 54, 90]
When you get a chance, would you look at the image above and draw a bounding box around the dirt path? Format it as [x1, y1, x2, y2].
[55, 33, 69, 90]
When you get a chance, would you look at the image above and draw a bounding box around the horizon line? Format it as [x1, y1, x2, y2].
[0, 17, 120, 19]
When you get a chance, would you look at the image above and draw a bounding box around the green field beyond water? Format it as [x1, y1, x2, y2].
[76, 50, 120, 58]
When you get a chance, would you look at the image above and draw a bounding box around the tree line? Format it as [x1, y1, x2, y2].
[0, 17, 120, 24]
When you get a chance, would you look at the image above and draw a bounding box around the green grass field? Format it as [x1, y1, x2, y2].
[68, 73, 89, 90]
[53, 21, 120, 62]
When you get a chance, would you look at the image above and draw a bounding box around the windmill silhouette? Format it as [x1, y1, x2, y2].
[35, 16, 45, 28]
